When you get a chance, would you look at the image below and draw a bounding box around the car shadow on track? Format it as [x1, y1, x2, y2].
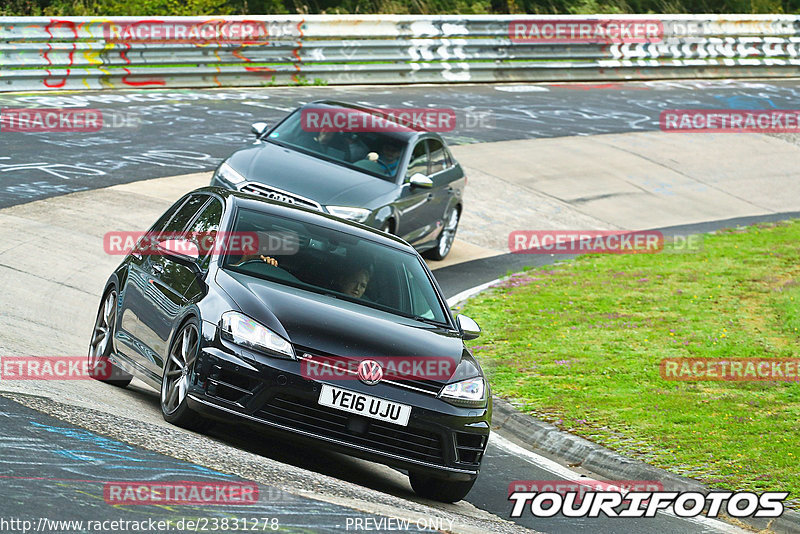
[119, 380, 450, 508]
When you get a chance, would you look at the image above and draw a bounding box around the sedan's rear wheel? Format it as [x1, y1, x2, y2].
[408, 471, 476, 503]
[423, 208, 459, 261]
[161, 321, 208, 431]
[88, 288, 132, 388]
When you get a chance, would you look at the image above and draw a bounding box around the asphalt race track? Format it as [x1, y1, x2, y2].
[2, 79, 800, 208]
[2, 80, 799, 533]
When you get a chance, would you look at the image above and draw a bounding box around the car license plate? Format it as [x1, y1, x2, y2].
[318, 384, 411, 427]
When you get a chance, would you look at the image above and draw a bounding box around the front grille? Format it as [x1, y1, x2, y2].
[239, 183, 322, 211]
[383, 376, 443, 395]
[257, 394, 445, 465]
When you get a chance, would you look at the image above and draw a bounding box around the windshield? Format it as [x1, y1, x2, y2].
[265, 108, 408, 182]
[222, 208, 450, 325]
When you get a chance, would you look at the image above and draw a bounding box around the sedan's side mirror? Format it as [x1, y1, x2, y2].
[408, 173, 433, 188]
[250, 122, 269, 138]
[155, 238, 204, 278]
[457, 314, 481, 340]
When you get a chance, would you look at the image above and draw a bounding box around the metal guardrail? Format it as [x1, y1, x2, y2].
[0, 15, 799, 92]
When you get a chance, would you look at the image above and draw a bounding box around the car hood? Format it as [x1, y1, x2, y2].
[215, 268, 468, 383]
[228, 142, 397, 207]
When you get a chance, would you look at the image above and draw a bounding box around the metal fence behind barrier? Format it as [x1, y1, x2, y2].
[1, 15, 799, 92]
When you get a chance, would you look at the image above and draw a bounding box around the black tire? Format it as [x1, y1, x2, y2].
[160, 319, 209, 431]
[423, 207, 459, 261]
[88, 287, 132, 388]
[408, 471, 477, 503]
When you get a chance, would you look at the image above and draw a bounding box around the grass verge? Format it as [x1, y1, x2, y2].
[459, 221, 800, 505]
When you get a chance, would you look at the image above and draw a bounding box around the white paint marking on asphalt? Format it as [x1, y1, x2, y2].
[494, 85, 550, 92]
[490, 433, 749, 534]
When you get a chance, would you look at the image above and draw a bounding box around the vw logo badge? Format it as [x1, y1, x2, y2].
[358, 360, 383, 385]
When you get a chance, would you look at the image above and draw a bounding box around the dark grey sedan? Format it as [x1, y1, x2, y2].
[210, 101, 466, 260]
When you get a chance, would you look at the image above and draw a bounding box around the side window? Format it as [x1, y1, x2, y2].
[160, 194, 209, 235]
[146, 197, 187, 235]
[404, 266, 436, 319]
[428, 139, 447, 175]
[444, 147, 454, 167]
[406, 141, 429, 178]
[185, 198, 224, 268]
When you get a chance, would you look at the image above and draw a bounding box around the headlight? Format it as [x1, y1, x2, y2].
[440, 376, 486, 407]
[215, 162, 246, 186]
[220, 311, 294, 359]
[325, 206, 371, 223]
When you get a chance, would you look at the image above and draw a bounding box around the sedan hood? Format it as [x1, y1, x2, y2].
[228, 143, 397, 207]
[215, 269, 465, 383]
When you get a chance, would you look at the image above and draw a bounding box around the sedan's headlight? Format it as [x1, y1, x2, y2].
[326, 206, 371, 223]
[220, 311, 294, 359]
[440, 376, 486, 407]
[215, 162, 246, 186]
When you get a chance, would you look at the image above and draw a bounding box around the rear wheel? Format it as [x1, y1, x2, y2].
[88, 288, 132, 388]
[423, 208, 459, 261]
[160, 320, 208, 431]
[408, 471, 476, 503]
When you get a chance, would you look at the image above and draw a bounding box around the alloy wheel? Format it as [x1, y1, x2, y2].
[89, 290, 116, 369]
[161, 323, 199, 415]
[438, 209, 459, 258]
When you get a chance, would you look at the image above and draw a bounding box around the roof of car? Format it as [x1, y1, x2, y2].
[303, 100, 438, 138]
[202, 186, 418, 254]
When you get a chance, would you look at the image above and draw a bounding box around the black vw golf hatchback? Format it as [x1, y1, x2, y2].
[89, 187, 490, 502]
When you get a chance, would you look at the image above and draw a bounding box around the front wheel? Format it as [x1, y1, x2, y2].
[408, 471, 476, 503]
[88, 288, 132, 388]
[423, 208, 459, 261]
[161, 320, 208, 431]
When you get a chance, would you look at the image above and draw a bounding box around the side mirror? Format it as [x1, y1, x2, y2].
[250, 122, 269, 138]
[156, 239, 204, 277]
[408, 173, 433, 188]
[457, 314, 481, 340]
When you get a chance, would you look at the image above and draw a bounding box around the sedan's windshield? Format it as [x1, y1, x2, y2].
[265, 108, 408, 181]
[222, 208, 450, 325]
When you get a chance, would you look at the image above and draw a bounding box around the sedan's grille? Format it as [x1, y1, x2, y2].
[239, 183, 322, 211]
[257, 394, 445, 465]
[383, 377, 443, 395]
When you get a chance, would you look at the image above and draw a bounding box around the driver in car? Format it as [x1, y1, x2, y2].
[335, 264, 371, 299]
[356, 141, 403, 176]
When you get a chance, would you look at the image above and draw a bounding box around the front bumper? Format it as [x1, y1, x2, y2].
[189, 323, 491, 481]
